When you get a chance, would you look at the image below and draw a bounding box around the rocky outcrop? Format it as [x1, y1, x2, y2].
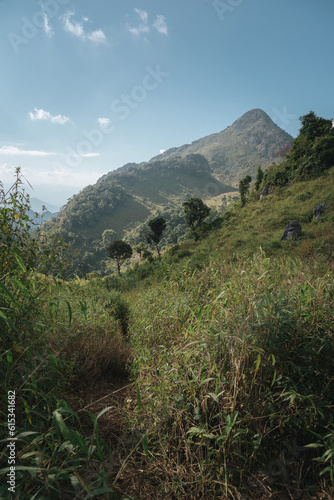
[260, 187, 269, 199]
[281, 220, 302, 241]
[313, 203, 326, 218]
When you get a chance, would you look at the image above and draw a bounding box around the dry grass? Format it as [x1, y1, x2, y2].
[54, 323, 133, 383]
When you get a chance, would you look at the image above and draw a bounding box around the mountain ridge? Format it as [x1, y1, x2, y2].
[149, 109, 293, 184]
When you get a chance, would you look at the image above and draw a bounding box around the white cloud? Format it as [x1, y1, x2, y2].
[73, 152, 100, 158]
[126, 8, 150, 36]
[61, 11, 107, 44]
[62, 11, 85, 37]
[87, 29, 107, 44]
[135, 8, 148, 23]
[0, 146, 56, 157]
[153, 15, 168, 35]
[98, 117, 111, 127]
[29, 108, 71, 125]
[160, 149, 166, 154]
[127, 9, 168, 38]
[126, 23, 150, 36]
[42, 8, 54, 37]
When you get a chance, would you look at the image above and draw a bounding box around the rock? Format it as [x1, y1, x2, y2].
[313, 202, 326, 218]
[281, 220, 302, 241]
[260, 187, 269, 199]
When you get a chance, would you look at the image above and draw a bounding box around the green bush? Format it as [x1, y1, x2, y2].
[104, 292, 131, 336]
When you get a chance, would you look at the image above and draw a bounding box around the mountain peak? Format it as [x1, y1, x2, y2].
[232, 108, 272, 126]
[150, 108, 293, 183]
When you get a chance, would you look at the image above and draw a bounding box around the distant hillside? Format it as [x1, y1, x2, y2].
[150, 109, 294, 184]
[29, 197, 59, 213]
[100, 153, 234, 205]
[43, 154, 236, 273]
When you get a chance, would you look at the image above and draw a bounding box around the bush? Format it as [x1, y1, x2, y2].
[104, 291, 131, 336]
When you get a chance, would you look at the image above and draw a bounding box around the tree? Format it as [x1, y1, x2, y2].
[101, 229, 115, 249]
[182, 198, 211, 233]
[134, 242, 146, 259]
[147, 216, 167, 260]
[107, 240, 133, 274]
[239, 175, 252, 207]
[255, 167, 264, 192]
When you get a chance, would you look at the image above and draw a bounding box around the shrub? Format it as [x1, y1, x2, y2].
[104, 292, 131, 336]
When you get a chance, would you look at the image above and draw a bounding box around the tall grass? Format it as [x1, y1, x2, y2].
[126, 252, 334, 497]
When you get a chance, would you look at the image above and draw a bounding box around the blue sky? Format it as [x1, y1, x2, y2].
[1, 0, 333, 207]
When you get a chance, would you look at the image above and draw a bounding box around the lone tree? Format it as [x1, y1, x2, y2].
[239, 175, 252, 207]
[107, 240, 133, 274]
[183, 197, 211, 237]
[147, 216, 167, 260]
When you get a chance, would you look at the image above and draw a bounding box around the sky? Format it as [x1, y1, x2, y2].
[1, 0, 333, 208]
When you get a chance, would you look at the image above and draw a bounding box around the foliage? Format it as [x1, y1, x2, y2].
[239, 175, 252, 206]
[263, 111, 334, 188]
[104, 291, 131, 337]
[108, 240, 133, 275]
[255, 166, 264, 191]
[146, 216, 167, 260]
[182, 197, 211, 241]
[0, 172, 126, 498]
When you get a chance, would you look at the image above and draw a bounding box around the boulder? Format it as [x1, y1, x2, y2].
[260, 186, 269, 199]
[313, 202, 326, 218]
[281, 220, 302, 241]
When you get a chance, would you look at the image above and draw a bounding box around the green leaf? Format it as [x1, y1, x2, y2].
[208, 392, 219, 403]
[200, 377, 215, 386]
[142, 435, 149, 458]
[255, 353, 261, 372]
[319, 466, 334, 476]
[0, 281, 16, 304]
[84, 487, 115, 498]
[304, 443, 324, 448]
[65, 300, 72, 324]
[96, 406, 114, 420]
[136, 383, 142, 411]
[53, 409, 69, 440]
[6, 351, 13, 365]
[9, 248, 27, 272]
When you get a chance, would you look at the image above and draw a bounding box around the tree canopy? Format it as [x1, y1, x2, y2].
[108, 240, 133, 274]
[239, 175, 252, 207]
[147, 216, 167, 260]
[182, 198, 211, 232]
[263, 111, 334, 187]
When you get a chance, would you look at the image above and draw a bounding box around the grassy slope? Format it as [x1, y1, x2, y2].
[177, 167, 334, 265]
[116, 168, 334, 498]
